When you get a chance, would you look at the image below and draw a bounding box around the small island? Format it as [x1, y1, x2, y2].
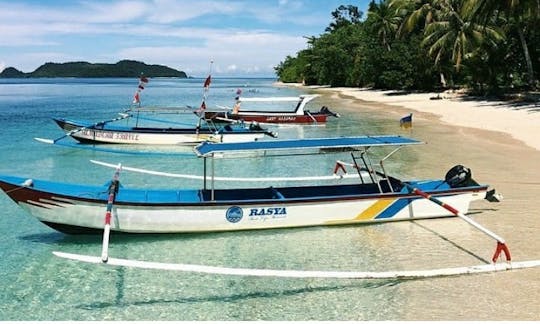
[0, 60, 187, 78]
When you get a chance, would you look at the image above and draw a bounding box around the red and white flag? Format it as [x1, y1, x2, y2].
[132, 73, 149, 105]
[138, 74, 149, 90]
[132, 91, 140, 104]
[203, 75, 211, 89]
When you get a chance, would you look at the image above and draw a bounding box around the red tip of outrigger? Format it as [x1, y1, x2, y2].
[492, 242, 512, 263]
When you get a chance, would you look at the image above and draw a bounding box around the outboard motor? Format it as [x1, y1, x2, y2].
[319, 106, 340, 118]
[249, 121, 263, 131]
[445, 164, 503, 202]
[445, 165, 473, 188]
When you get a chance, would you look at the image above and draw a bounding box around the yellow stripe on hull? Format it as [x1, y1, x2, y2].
[324, 198, 396, 225]
[354, 198, 395, 220]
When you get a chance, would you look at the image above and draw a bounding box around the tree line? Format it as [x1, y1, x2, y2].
[274, 0, 539, 95]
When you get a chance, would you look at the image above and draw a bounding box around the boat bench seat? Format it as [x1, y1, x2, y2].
[197, 181, 403, 202]
[278, 183, 383, 198]
[199, 187, 282, 201]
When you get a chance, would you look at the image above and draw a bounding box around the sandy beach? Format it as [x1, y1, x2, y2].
[277, 82, 540, 320]
[281, 83, 540, 152]
[332, 87, 540, 320]
[335, 88, 540, 151]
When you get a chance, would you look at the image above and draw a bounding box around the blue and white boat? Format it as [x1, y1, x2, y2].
[0, 135, 499, 234]
[50, 116, 277, 145]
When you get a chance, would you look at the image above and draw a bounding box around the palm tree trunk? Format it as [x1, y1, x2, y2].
[517, 26, 535, 88]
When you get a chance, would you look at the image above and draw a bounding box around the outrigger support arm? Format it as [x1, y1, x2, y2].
[334, 149, 512, 263]
[402, 183, 511, 263]
[101, 163, 122, 263]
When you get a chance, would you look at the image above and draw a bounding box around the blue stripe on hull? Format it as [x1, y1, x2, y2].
[375, 197, 413, 219]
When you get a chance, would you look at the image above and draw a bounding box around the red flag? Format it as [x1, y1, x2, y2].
[140, 75, 149, 83]
[203, 75, 211, 88]
[133, 91, 140, 104]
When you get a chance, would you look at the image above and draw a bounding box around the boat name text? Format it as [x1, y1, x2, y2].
[249, 207, 287, 217]
[80, 130, 140, 141]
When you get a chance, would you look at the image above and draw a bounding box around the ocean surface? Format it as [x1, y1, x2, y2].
[0, 78, 537, 321]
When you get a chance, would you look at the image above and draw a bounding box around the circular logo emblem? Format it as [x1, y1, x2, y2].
[225, 206, 243, 223]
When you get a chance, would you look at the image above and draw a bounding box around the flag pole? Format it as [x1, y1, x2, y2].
[202, 60, 213, 104]
[132, 73, 149, 127]
[196, 60, 213, 132]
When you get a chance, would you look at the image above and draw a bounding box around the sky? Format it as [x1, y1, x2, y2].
[0, 0, 371, 77]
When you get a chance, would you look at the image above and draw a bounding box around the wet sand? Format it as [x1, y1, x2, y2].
[315, 89, 540, 320]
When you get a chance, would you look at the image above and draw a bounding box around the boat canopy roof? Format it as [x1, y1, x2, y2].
[194, 135, 423, 157]
[238, 94, 319, 102]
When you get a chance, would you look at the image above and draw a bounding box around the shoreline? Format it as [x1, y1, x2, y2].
[277, 84, 540, 321]
[277, 83, 540, 151]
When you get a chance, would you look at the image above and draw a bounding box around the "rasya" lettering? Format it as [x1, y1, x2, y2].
[249, 207, 287, 216]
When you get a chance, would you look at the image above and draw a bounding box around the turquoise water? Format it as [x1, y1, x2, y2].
[0, 78, 462, 320]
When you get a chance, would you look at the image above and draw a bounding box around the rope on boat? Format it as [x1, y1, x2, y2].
[52, 251, 540, 279]
[90, 159, 362, 182]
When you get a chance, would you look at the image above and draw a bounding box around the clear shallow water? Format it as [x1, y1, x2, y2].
[1, 78, 535, 320]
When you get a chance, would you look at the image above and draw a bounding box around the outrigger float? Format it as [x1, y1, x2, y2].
[1, 135, 538, 279]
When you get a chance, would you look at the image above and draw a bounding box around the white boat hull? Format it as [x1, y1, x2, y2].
[15, 190, 483, 233]
[72, 128, 265, 144]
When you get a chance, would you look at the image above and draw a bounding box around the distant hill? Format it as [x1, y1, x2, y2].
[0, 60, 187, 78]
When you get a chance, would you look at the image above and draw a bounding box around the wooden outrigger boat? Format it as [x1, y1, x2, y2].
[48, 116, 277, 145]
[7, 135, 539, 279]
[204, 95, 340, 124]
[0, 135, 500, 235]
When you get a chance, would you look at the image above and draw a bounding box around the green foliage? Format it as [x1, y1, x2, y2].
[0, 60, 187, 78]
[0, 67, 25, 78]
[274, 0, 539, 93]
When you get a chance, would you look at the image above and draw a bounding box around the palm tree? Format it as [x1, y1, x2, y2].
[421, 0, 504, 72]
[466, 0, 539, 88]
[367, 0, 401, 51]
[391, 0, 505, 91]
[390, 0, 442, 35]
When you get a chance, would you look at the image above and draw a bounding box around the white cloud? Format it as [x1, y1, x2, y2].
[0, 0, 338, 75]
[146, 0, 241, 23]
[116, 30, 306, 76]
[78, 1, 149, 23]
